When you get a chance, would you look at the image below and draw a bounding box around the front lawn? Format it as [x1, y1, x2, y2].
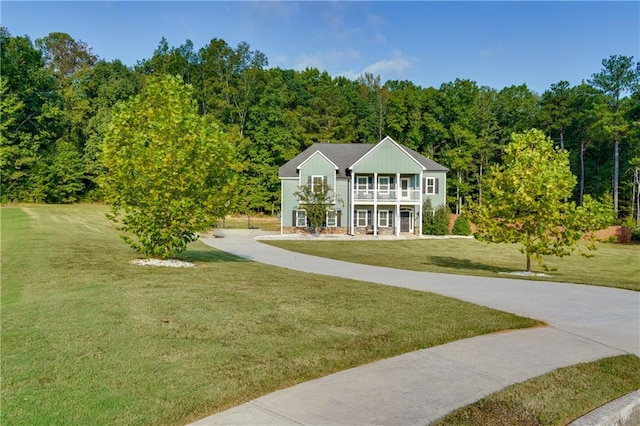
[1, 205, 539, 425]
[264, 239, 639, 291]
[435, 354, 640, 425]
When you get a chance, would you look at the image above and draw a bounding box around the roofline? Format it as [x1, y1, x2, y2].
[348, 136, 425, 171]
[296, 150, 339, 171]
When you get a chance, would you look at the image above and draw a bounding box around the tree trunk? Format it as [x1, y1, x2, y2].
[526, 254, 531, 273]
[614, 139, 619, 214]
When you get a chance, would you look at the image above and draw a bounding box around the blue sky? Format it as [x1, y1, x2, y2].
[2, 1, 638, 94]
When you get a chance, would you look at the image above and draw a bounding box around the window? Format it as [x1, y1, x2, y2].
[378, 210, 390, 227]
[357, 210, 368, 227]
[311, 175, 325, 192]
[378, 176, 390, 194]
[357, 176, 369, 192]
[296, 209, 307, 227]
[424, 177, 438, 195]
[326, 210, 337, 227]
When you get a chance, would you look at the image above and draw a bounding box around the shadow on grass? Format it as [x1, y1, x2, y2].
[176, 247, 248, 263]
[424, 255, 514, 274]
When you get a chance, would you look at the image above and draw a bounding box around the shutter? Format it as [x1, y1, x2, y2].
[435, 178, 439, 194]
[368, 210, 372, 225]
[307, 176, 312, 185]
[323, 176, 328, 185]
[337, 211, 342, 227]
[292, 210, 297, 226]
[422, 177, 426, 194]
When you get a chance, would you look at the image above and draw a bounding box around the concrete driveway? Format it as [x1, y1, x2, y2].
[191, 229, 639, 425]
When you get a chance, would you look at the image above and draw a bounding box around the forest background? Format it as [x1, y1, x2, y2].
[2, 28, 639, 223]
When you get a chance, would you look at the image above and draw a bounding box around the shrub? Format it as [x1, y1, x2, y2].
[452, 215, 472, 236]
[423, 199, 449, 235]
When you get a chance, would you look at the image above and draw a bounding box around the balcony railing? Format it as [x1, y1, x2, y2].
[353, 188, 420, 202]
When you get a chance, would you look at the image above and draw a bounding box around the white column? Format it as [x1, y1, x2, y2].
[350, 173, 355, 235]
[396, 172, 401, 236]
[418, 173, 423, 236]
[373, 172, 378, 236]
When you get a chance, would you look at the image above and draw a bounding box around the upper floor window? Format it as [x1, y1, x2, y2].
[378, 176, 390, 194]
[424, 177, 438, 195]
[311, 175, 326, 192]
[357, 176, 369, 192]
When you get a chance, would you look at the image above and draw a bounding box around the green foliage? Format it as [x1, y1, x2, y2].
[2, 24, 639, 221]
[469, 129, 613, 271]
[631, 227, 640, 242]
[452, 215, 472, 236]
[422, 198, 449, 235]
[100, 75, 235, 259]
[294, 179, 341, 235]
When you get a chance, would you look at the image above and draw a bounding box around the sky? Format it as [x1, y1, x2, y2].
[2, 1, 638, 94]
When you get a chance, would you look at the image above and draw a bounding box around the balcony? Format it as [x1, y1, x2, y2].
[353, 187, 420, 202]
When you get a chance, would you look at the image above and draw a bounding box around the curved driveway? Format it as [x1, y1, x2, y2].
[193, 230, 639, 425]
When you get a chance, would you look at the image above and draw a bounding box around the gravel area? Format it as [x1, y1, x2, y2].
[130, 259, 195, 268]
[499, 271, 550, 277]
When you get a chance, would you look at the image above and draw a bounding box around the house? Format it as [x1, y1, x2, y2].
[278, 136, 448, 236]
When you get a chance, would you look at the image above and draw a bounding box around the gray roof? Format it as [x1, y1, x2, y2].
[278, 141, 448, 178]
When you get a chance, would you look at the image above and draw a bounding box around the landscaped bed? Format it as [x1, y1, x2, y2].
[1, 205, 540, 425]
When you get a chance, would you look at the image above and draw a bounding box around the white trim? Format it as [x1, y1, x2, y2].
[378, 210, 392, 228]
[425, 177, 437, 195]
[400, 208, 414, 233]
[326, 209, 337, 227]
[400, 177, 410, 199]
[356, 209, 368, 227]
[356, 176, 369, 193]
[311, 175, 325, 191]
[295, 209, 307, 227]
[348, 136, 425, 171]
[296, 150, 339, 171]
[378, 176, 390, 194]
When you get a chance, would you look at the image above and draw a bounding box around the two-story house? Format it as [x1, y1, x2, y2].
[279, 136, 448, 236]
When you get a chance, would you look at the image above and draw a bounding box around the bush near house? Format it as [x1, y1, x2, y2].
[452, 215, 473, 236]
[422, 199, 449, 235]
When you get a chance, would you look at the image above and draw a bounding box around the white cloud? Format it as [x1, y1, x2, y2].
[362, 50, 412, 76]
[337, 51, 413, 82]
[294, 49, 361, 71]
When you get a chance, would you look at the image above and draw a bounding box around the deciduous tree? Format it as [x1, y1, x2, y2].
[100, 75, 235, 258]
[294, 180, 341, 236]
[469, 129, 613, 272]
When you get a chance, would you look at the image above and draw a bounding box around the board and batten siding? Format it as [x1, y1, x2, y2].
[297, 152, 337, 190]
[350, 139, 423, 175]
[422, 171, 447, 208]
[281, 179, 299, 223]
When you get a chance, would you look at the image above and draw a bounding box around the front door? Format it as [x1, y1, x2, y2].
[400, 211, 411, 232]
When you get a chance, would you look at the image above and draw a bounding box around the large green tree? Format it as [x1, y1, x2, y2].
[469, 129, 613, 272]
[100, 75, 235, 258]
[589, 55, 638, 214]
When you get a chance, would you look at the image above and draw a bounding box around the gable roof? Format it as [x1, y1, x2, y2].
[349, 136, 425, 171]
[278, 137, 448, 178]
[296, 150, 339, 171]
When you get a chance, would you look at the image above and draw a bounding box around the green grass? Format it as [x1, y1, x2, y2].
[216, 214, 280, 231]
[1, 205, 540, 425]
[435, 354, 640, 426]
[264, 239, 640, 291]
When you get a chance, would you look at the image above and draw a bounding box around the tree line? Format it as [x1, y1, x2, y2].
[2, 28, 639, 224]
